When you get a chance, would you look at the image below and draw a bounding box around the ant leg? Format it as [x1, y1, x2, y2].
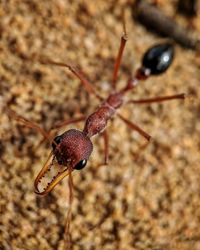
[36, 116, 86, 148]
[6, 109, 51, 142]
[127, 93, 186, 104]
[39, 58, 103, 101]
[112, 14, 128, 88]
[118, 114, 151, 161]
[64, 170, 74, 250]
[51, 116, 86, 130]
[118, 114, 151, 141]
[102, 130, 109, 165]
[112, 35, 128, 88]
[7, 108, 85, 147]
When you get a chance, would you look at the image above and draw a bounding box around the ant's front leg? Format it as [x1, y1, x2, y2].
[37, 116, 86, 148]
[51, 116, 86, 130]
[6, 109, 51, 142]
[7, 108, 85, 145]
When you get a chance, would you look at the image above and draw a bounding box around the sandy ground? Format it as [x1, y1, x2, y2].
[0, 1, 200, 250]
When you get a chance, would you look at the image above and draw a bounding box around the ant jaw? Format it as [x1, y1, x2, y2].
[34, 151, 73, 195]
[34, 169, 71, 195]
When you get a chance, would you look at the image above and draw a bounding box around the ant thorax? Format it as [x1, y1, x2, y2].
[83, 92, 123, 137]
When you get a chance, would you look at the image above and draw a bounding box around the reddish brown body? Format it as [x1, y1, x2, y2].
[28, 40, 186, 196]
[8, 32, 187, 250]
[83, 92, 123, 137]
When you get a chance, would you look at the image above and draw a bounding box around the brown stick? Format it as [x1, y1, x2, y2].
[133, 1, 200, 51]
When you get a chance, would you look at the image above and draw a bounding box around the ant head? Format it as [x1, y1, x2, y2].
[52, 129, 93, 168]
[34, 129, 93, 195]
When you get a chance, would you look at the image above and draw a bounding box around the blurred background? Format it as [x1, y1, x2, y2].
[0, 1, 200, 249]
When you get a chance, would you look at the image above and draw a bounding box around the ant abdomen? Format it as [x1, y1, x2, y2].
[142, 43, 174, 75]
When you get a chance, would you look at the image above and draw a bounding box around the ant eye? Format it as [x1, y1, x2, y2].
[52, 135, 62, 150]
[74, 159, 87, 170]
[142, 43, 174, 75]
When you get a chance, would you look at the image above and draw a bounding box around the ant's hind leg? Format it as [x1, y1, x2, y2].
[127, 93, 186, 105]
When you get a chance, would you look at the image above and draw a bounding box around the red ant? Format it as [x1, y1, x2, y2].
[8, 28, 186, 249]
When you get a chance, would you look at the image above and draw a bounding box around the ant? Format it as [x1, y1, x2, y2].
[8, 27, 186, 249]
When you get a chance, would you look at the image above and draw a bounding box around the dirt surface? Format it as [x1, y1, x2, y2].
[0, 1, 200, 250]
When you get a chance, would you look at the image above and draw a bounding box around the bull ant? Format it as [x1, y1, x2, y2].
[8, 28, 186, 249]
